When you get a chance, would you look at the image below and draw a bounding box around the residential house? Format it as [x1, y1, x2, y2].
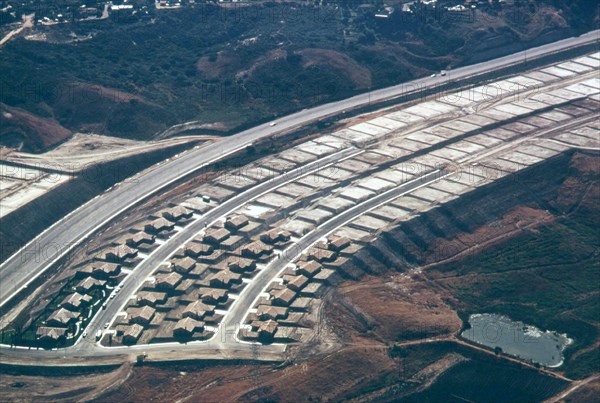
[261, 229, 292, 244]
[271, 288, 296, 307]
[126, 232, 155, 249]
[203, 227, 230, 245]
[162, 206, 193, 222]
[185, 242, 214, 258]
[228, 257, 256, 273]
[171, 257, 196, 274]
[60, 293, 92, 311]
[173, 317, 204, 338]
[224, 215, 249, 232]
[91, 262, 121, 279]
[200, 288, 228, 305]
[47, 308, 79, 327]
[286, 275, 309, 292]
[209, 270, 242, 288]
[256, 305, 288, 321]
[101, 245, 137, 263]
[122, 324, 144, 345]
[128, 306, 156, 326]
[76, 277, 106, 294]
[144, 218, 175, 234]
[182, 301, 214, 321]
[155, 272, 183, 290]
[36, 326, 67, 343]
[241, 240, 273, 259]
[258, 319, 278, 343]
[136, 291, 167, 307]
[296, 261, 321, 278]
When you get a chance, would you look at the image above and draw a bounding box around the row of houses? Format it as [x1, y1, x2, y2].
[108, 214, 296, 345]
[36, 205, 196, 345]
[243, 235, 352, 343]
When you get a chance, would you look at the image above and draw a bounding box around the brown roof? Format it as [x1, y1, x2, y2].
[261, 229, 292, 244]
[171, 257, 196, 273]
[225, 215, 249, 231]
[228, 257, 256, 273]
[128, 306, 156, 324]
[47, 308, 79, 326]
[174, 317, 204, 335]
[241, 240, 273, 258]
[137, 291, 167, 306]
[256, 305, 288, 320]
[258, 319, 278, 336]
[155, 272, 183, 289]
[60, 293, 92, 311]
[328, 236, 351, 251]
[287, 275, 309, 291]
[308, 247, 336, 262]
[36, 326, 67, 341]
[185, 242, 214, 257]
[183, 301, 214, 320]
[162, 206, 193, 221]
[296, 260, 321, 277]
[209, 270, 242, 287]
[200, 288, 228, 304]
[271, 288, 296, 306]
[127, 232, 155, 247]
[76, 277, 106, 293]
[123, 324, 144, 342]
[92, 262, 121, 277]
[102, 245, 137, 261]
[204, 227, 230, 244]
[145, 218, 175, 233]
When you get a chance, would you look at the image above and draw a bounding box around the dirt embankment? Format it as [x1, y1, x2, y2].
[1, 103, 72, 152]
[0, 141, 193, 263]
[0, 363, 131, 402]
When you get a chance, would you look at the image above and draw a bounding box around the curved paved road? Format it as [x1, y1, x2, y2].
[1, 30, 598, 310]
[0, 167, 447, 363]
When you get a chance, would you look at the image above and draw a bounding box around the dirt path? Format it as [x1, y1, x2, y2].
[5, 133, 219, 171]
[384, 335, 573, 383]
[0, 13, 34, 47]
[544, 375, 600, 403]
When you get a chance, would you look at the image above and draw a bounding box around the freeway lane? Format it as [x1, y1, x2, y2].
[75, 146, 361, 353]
[1, 29, 598, 309]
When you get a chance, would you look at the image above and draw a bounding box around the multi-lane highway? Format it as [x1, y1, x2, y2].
[1, 29, 597, 310]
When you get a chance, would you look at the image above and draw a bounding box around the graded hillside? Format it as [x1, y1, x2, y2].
[0, 103, 72, 152]
[0, 1, 597, 151]
[327, 151, 600, 380]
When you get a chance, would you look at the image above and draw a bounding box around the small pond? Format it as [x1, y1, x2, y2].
[461, 313, 572, 367]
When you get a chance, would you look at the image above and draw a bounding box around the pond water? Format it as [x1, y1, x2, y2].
[461, 313, 572, 367]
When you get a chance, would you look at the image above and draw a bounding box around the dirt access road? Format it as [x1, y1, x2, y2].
[0, 13, 34, 47]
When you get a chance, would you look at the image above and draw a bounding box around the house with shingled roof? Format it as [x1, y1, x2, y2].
[128, 306, 156, 326]
[182, 300, 214, 320]
[36, 326, 67, 343]
[60, 293, 92, 311]
[47, 308, 79, 327]
[173, 317, 204, 338]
